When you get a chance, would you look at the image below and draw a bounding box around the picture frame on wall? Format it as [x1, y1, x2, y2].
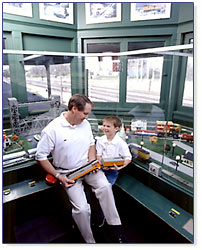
[131, 3, 171, 21]
[39, 3, 73, 24]
[3, 3, 33, 17]
[85, 3, 121, 24]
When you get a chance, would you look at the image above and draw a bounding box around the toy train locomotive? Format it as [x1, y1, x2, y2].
[46, 160, 101, 184]
[128, 143, 150, 162]
[101, 157, 125, 167]
[67, 160, 101, 180]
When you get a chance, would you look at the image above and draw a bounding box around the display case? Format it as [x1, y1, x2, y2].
[3, 43, 193, 243]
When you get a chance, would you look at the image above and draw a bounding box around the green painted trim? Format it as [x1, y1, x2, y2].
[116, 174, 193, 242]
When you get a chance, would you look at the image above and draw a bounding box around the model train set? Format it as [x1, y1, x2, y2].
[2, 3, 194, 243]
[2, 112, 194, 244]
[3, 116, 193, 192]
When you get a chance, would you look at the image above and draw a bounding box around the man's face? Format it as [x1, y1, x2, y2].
[72, 103, 92, 124]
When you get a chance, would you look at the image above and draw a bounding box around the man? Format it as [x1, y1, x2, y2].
[35, 94, 122, 243]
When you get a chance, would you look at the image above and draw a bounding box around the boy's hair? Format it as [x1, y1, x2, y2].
[103, 116, 122, 128]
[68, 94, 94, 111]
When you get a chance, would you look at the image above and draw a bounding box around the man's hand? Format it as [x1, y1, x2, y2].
[58, 174, 75, 188]
[91, 168, 100, 174]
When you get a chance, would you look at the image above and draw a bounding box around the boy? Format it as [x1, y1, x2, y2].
[96, 116, 132, 185]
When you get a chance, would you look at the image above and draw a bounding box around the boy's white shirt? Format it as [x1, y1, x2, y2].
[96, 134, 132, 160]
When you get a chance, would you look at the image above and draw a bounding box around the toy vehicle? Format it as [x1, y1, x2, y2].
[67, 160, 101, 181]
[129, 143, 150, 162]
[101, 157, 125, 167]
[149, 136, 158, 144]
[181, 133, 193, 142]
[45, 160, 101, 184]
[135, 129, 157, 137]
[3, 151, 27, 167]
[156, 121, 174, 137]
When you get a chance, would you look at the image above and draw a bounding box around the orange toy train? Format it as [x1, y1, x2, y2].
[46, 160, 101, 184]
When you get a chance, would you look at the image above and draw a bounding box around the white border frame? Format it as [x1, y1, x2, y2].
[131, 3, 171, 21]
[39, 3, 73, 24]
[3, 44, 193, 59]
[85, 3, 121, 24]
[3, 3, 33, 17]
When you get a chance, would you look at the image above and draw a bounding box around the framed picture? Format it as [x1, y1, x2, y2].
[131, 3, 171, 21]
[85, 3, 121, 24]
[39, 3, 73, 24]
[3, 3, 32, 17]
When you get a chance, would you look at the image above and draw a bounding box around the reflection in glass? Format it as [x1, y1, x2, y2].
[86, 56, 120, 102]
[25, 65, 48, 101]
[50, 63, 71, 105]
[126, 56, 163, 103]
[86, 43, 120, 102]
[3, 65, 11, 109]
[182, 56, 193, 107]
[25, 63, 71, 105]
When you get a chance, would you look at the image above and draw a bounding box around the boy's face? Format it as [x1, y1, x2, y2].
[103, 120, 119, 138]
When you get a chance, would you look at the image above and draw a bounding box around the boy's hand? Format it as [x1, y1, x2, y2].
[103, 164, 120, 171]
[108, 164, 120, 170]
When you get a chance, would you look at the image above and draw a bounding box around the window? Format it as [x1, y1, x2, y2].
[25, 65, 48, 102]
[86, 43, 120, 102]
[182, 39, 193, 107]
[50, 63, 71, 105]
[126, 41, 164, 103]
[24, 56, 72, 106]
[3, 38, 12, 109]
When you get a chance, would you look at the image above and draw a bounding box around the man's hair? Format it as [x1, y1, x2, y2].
[103, 116, 122, 128]
[68, 94, 94, 111]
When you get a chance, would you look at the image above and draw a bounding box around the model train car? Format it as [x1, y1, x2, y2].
[101, 157, 125, 168]
[128, 143, 150, 162]
[3, 151, 27, 167]
[181, 133, 193, 142]
[67, 160, 101, 181]
[46, 160, 101, 184]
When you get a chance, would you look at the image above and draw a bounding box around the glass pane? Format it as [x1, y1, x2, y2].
[50, 63, 72, 105]
[3, 65, 11, 109]
[25, 65, 48, 101]
[3, 45, 193, 195]
[182, 56, 193, 107]
[3, 38, 11, 109]
[126, 56, 163, 103]
[87, 43, 120, 102]
[25, 60, 72, 106]
[86, 56, 120, 102]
